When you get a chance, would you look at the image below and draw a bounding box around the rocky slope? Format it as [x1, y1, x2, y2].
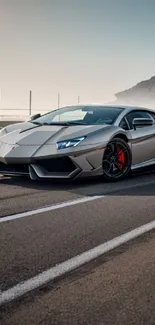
[114, 76, 155, 107]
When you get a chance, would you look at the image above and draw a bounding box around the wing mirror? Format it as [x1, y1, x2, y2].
[30, 113, 41, 121]
[132, 118, 154, 130]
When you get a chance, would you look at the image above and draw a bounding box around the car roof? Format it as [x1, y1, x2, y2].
[62, 103, 155, 111]
[61, 103, 155, 115]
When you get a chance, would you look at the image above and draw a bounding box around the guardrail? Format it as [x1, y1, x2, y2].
[0, 121, 24, 128]
[0, 108, 48, 127]
[0, 108, 50, 116]
[0, 113, 28, 127]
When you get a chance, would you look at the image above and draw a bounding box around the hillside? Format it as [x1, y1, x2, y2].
[114, 76, 155, 107]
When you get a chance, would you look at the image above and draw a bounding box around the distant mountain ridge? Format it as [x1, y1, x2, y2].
[113, 76, 155, 108]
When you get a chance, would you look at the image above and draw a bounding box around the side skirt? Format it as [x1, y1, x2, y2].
[131, 158, 155, 171]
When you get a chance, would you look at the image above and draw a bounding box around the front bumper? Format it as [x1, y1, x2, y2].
[0, 149, 105, 180]
[0, 156, 81, 179]
[0, 139, 106, 179]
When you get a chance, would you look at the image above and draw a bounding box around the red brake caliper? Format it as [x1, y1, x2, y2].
[116, 146, 125, 170]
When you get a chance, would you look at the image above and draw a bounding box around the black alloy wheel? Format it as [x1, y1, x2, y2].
[102, 137, 131, 181]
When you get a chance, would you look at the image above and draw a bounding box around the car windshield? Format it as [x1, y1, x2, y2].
[31, 105, 124, 126]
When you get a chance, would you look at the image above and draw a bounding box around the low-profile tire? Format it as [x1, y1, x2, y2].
[102, 137, 132, 181]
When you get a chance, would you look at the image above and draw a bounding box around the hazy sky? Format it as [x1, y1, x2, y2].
[1, 0, 155, 113]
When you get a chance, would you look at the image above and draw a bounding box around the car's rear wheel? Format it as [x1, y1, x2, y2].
[102, 137, 131, 181]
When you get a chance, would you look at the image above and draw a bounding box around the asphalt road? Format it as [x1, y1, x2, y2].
[1, 171, 155, 324]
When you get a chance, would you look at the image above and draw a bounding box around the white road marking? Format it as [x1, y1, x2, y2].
[0, 195, 103, 223]
[1, 219, 155, 306]
[1, 177, 155, 223]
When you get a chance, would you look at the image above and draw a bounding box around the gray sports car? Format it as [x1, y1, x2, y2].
[0, 104, 155, 181]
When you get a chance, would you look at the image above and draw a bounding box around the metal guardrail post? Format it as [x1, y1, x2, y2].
[29, 90, 32, 116]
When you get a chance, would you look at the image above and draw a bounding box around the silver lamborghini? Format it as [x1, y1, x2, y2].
[0, 104, 155, 181]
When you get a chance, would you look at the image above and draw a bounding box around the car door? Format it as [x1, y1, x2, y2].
[120, 110, 155, 165]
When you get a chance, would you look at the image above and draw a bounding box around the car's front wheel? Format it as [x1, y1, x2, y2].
[102, 137, 132, 181]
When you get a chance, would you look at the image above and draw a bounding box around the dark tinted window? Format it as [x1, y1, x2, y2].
[149, 112, 155, 120]
[119, 118, 129, 130]
[125, 111, 153, 129]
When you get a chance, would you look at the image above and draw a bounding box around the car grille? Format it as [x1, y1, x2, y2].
[36, 157, 76, 173]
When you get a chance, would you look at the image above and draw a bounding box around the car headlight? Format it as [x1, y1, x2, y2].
[56, 136, 86, 150]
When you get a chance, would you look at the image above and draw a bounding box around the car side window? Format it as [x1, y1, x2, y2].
[125, 111, 153, 130]
[150, 112, 155, 120]
[119, 118, 129, 130]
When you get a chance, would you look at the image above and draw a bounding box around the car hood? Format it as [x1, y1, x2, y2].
[0, 121, 112, 146]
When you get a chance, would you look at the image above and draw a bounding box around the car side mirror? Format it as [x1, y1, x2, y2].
[132, 118, 154, 130]
[30, 113, 41, 121]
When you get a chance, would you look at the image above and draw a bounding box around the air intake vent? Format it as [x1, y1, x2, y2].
[0, 162, 29, 174]
[36, 157, 76, 173]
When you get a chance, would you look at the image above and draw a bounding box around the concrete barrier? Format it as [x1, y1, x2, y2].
[0, 120, 23, 128]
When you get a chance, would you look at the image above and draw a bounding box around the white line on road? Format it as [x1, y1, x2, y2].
[0, 195, 103, 223]
[1, 218, 155, 306]
[1, 177, 155, 224]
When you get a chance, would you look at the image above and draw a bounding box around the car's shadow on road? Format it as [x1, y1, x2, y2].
[1, 168, 155, 196]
